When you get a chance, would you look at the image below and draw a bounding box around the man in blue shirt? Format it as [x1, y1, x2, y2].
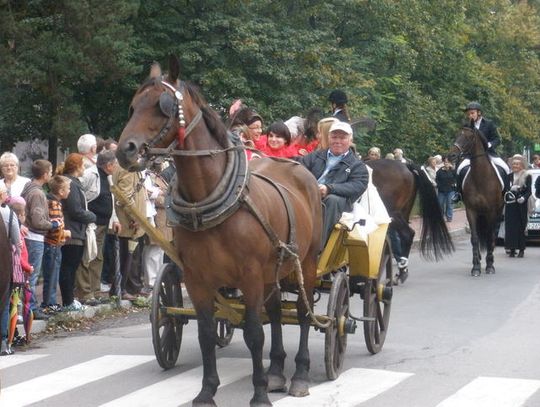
[299, 122, 369, 246]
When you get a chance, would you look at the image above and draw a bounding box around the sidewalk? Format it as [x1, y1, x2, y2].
[20, 284, 136, 338]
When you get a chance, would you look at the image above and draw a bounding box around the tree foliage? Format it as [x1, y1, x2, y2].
[1, 0, 540, 162]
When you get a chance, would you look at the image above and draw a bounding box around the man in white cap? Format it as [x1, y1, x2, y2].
[299, 121, 369, 246]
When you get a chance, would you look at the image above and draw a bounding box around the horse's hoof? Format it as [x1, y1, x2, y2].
[250, 394, 272, 406]
[471, 268, 481, 277]
[486, 266, 495, 274]
[267, 373, 287, 392]
[192, 401, 217, 407]
[288, 379, 310, 397]
[193, 392, 217, 407]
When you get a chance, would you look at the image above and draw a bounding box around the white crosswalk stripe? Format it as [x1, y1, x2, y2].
[0, 353, 49, 369]
[273, 368, 413, 406]
[0, 355, 154, 406]
[435, 376, 540, 407]
[1, 354, 539, 406]
[99, 357, 266, 407]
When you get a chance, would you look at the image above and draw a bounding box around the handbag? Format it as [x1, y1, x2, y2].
[82, 222, 98, 266]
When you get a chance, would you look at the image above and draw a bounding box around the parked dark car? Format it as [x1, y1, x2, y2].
[525, 168, 540, 241]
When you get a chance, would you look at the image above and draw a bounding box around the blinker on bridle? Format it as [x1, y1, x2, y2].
[143, 80, 202, 155]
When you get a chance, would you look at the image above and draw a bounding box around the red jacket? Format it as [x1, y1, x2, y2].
[20, 231, 32, 274]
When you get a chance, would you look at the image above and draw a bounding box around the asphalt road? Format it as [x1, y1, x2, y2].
[1, 236, 540, 407]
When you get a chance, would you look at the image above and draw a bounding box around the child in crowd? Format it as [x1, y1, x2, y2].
[6, 197, 34, 348]
[41, 175, 71, 312]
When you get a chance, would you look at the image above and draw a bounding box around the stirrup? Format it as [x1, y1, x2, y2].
[451, 192, 462, 203]
[504, 191, 516, 204]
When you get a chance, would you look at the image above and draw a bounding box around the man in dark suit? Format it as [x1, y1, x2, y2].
[299, 121, 368, 246]
[453, 101, 510, 203]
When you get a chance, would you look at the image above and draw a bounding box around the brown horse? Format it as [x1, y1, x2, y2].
[116, 56, 322, 406]
[367, 159, 454, 282]
[448, 126, 503, 276]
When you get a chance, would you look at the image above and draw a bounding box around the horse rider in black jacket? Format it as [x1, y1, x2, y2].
[298, 121, 368, 247]
[453, 101, 510, 203]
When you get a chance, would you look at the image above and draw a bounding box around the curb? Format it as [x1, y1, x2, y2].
[23, 301, 136, 335]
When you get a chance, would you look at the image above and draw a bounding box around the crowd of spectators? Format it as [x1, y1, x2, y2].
[0, 134, 171, 355]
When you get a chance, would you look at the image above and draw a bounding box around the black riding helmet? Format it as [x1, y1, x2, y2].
[328, 89, 348, 105]
[464, 101, 482, 112]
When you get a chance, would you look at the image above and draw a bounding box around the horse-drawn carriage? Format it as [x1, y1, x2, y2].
[114, 55, 408, 405]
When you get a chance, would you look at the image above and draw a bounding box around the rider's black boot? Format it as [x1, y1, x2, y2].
[451, 167, 467, 204]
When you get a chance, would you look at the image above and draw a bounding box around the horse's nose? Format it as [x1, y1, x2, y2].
[122, 141, 139, 158]
[116, 140, 141, 169]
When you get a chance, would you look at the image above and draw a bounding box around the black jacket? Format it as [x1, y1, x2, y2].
[62, 175, 97, 241]
[299, 148, 369, 206]
[436, 167, 457, 193]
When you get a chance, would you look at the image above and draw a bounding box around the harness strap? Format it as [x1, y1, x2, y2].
[250, 172, 298, 255]
[146, 144, 246, 157]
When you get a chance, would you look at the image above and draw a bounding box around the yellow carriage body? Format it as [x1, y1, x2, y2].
[317, 222, 389, 280]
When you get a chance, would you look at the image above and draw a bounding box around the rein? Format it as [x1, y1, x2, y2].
[454, 128, 489, 161]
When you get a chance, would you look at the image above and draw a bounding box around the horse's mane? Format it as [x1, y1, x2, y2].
[135, 77, 229, 148]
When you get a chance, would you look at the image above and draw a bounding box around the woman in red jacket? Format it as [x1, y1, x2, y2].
[260, 120, 297, 158]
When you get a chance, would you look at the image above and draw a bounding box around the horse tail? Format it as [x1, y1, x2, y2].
[408, 163, 455, 260]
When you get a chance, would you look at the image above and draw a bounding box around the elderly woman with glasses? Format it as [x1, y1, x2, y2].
[0, 152, 31, 199]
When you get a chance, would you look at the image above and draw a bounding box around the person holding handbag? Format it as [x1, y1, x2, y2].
[56, 154, 96, 311]
[504, 157, 532, 257]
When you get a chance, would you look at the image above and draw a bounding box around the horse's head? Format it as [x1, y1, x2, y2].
[447, 126, 488, 164]
[116, 56, 199, 171]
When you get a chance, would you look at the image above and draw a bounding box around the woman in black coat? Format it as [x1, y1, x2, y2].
[504, 157, 532, 257]
[58, 153, 96, 309]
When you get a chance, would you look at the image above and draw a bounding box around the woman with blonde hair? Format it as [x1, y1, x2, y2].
[0, 152, 30, 198]
[317, 117, 339, 150]
[504, 157, 532, 257]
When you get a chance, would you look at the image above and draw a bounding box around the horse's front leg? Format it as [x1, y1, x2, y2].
[242, 288, 271, 406]
[289, 256, 316, 397]
[265, 287, 287, 393]
[188, 281, 219, 406]
[468, 219, 481, 277]
[485, 224, 496, 275]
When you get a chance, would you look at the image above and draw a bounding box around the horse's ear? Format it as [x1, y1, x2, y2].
[168, 55, 181, 84]
[149, 61, 162, 79]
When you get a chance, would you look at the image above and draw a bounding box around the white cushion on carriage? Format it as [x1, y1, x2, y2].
[339, 167, 391, 241]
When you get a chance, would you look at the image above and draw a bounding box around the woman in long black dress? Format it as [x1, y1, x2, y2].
[504, 157, 532, 257]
